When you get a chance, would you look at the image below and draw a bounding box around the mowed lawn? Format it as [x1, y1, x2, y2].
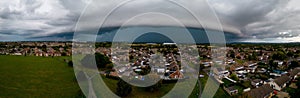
[99, 76, 176, 98]
[0, 55, 80, 98]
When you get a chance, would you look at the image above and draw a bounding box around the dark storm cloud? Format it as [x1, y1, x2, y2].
[0, 0, 300, 42]
[28, 32, 74, 40]
[92, 26, 242, 43]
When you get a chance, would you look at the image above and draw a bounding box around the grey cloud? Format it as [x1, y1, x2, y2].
[0, 0, 300, 42]
[208, 0, 300, 42]
[210, 0, 287, 34]
[0, 0, 80, 40]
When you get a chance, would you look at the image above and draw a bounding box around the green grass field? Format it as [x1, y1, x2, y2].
[0, 55, 230, 98]
[99, 75, 175, 98]
[100, 73, 229, 98]
[0, 55, 80, 98]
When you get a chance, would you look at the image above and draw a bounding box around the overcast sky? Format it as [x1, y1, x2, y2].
[0, 0, 300, 43]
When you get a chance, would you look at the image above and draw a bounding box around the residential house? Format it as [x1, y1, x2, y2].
[201, 61, 212, 67]
[251, 79, 263, 88]
[247, 84, 274, 98]
[105, 71, 119, 77]
[256, 68, 267, 73]
[156, 68, 165, 75]
[289, 67, 300, 80]
[213, 68, 229, 79]
[169, 70, 184, 79]
[246, 63, 258, 73]
[269, 75, 290, 91]
[224, 86, 238, 95]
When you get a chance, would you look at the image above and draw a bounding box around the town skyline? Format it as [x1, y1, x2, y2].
[1, 0, 300, 98]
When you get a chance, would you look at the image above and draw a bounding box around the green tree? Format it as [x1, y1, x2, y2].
[200, 64, 205, 70]
[296, 78, 300, 88]
[289, 61, 299, 69]
[272, 51, 287, 60]
[294, 54, 299, 58]
[106, 63, 114, 70]
[230, 73, 239, 81]
[76, 89, 86, 98]
[228, 50, 235, 58]
[52, 46, 59, 51]
[139, 66, 151, 75]
[247, 52, 257, 61]
[61, 52, 67, 56]
[289, 78, 300, 98]
[42, 44, 47, 52]
[269, 60, 278, 70]
[287, 51, 294, 58]
[81, 53, 112, 69]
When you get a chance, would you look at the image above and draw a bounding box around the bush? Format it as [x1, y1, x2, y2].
[116, 79, 132, 97]
[105, 63, 114, 70]
[240, 81, 251, 88]
[61, 52, 67, 56]
[68, 61, 73, 67]
[75, 89, 86, 98]
[259, 74, 269, 80]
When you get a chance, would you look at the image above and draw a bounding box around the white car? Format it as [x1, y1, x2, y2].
[199, 75, 205, 78]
